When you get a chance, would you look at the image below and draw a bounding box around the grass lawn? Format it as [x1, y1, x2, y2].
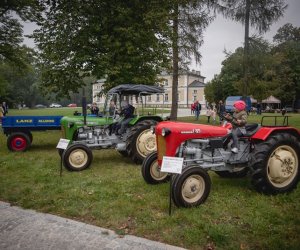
[1, 109, 300, 249]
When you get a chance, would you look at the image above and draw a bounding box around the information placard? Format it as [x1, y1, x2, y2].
[161, 156, 183, 174]
[56, 139, 70, 150]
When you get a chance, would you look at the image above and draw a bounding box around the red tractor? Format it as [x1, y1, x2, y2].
[142, 115, 300, 208]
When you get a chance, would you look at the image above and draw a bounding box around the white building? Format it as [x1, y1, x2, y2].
[92, 70, 206, 108]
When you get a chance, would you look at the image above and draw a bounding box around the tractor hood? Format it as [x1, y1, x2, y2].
[156, 121, 229, 138]
[60, 115, 114, 141]
[155, 121, 229, 163]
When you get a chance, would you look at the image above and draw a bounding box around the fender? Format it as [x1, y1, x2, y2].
[251, 126, 300, 141]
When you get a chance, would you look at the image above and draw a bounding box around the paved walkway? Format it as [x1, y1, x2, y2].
[0, 201, 185, 250]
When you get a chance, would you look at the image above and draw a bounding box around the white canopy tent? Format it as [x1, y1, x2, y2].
[262, 95, 281, 109]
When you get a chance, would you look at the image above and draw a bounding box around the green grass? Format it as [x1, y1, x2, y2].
[1, 109, 300, 249]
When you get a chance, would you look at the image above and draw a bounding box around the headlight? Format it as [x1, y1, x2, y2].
[150, 126, 156, 134]
[161, 128, 171, 137]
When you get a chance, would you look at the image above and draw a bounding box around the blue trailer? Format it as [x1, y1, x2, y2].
[1, 116, 62, 151]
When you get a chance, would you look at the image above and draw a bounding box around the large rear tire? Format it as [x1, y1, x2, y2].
[250, 133, 300, 194]
[141, 151, 169, 184]
[127, 120, 158, 164]
[7, 132, 31, 152]
[172, 166, 211, 208]
[62, 144, 93, 171]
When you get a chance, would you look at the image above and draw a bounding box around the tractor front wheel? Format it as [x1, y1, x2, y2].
[172, 166, 211, 208]
[141, 151, 169, 184]
[62, 144, 93, 171]
[7, 132, 31, 152]
[127, 120, 158, 164]
[250, 133, 300, 194]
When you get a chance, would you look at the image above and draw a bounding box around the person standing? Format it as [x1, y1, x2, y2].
[194, 101, 201, 120]
[206, 106, 212, 123]
[212, 106, 217, 124]
[91, 102, 99, 116]
[2, 102, 8, 116]
[218, 100, 225, 124]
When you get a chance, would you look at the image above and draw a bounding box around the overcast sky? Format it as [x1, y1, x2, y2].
[22, 0, 300, 82]
[196, 0, 300, 82]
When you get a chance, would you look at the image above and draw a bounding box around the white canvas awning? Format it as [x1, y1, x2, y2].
[262, 95, 281, 104]
[250, 96, 257, 103]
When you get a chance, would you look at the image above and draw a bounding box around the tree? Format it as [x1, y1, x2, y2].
[168, 0, 213, 120]
[205, 37, 275, 102]
[218, 0, 286, 96]
[0, 0, 43, 65]
[271, 24, 300, 105]
[32, 0, 170, 97]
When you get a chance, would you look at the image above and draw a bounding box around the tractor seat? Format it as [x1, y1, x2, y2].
[244, 123, 260, 137]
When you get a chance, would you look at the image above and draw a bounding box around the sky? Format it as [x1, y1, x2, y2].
[195, 0, 300, 82]
[22, 0, 300, 82]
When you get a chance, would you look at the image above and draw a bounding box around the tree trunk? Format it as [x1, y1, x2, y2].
[170, 4, 179, 121]
[243, 0, 251, 98]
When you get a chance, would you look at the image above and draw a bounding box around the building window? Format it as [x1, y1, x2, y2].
[193, 90, 197, 94]
[164, 80, 168, 86]
[165, 94, 168, 102]
[193, 96, 197, 101]
[156, 94, 160, 101]
[148, 95, 152, 101]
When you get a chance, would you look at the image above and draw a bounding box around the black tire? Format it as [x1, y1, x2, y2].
[25, 131, 33, 144]
[7, 132, 31, 152]
[127, 120, 158, 164]
[141, 151, 170, 184]
[62, 144, 93, 171]
[172, 166, 211, 208]
[250, 133, 300, 194]
[215, 167, 248, 178]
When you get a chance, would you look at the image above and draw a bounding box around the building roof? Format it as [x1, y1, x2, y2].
[188, 80, 205, 88]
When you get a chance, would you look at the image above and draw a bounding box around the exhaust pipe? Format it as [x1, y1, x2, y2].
[82, 88, 87, 125]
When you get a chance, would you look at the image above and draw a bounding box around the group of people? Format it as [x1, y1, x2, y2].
[0, 101, 8, 118]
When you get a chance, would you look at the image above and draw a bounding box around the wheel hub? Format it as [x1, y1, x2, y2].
[182, 175, 204, 202]
[69, 149, 88, 168]
[268, 146, 298, 187]
[150, 160, 168, 181]
[137, 129, 157, 157]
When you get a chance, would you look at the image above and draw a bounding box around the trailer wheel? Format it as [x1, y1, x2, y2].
[127, 120, 158, 164]
[7, 132, 31, 152]
[62, 144, 93, 171]
[250, 133, 300, 194]
[172, 166, 211, 208]
[141, 152, 169, 184]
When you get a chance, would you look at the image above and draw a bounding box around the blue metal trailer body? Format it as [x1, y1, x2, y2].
[1, 116, 63, 151]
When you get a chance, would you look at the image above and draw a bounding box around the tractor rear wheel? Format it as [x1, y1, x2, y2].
[62, 144, 93, 171]
[250, 133, 300, 194]
[172, 166, 211, 207]
[141, 151, 169, 184]
[127, 120, 158, 164]
[7, 132, 31, 152]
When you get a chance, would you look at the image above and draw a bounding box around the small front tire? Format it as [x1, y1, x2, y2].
[172, 166, 211, 208]
[141, 152, 169, 184]
[62, 144, 93, 171]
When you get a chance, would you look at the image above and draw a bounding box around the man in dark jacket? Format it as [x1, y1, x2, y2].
[117, 101, 135, 135]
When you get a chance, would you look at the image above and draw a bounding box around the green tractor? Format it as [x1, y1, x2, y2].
[60, 84, 166, 171]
